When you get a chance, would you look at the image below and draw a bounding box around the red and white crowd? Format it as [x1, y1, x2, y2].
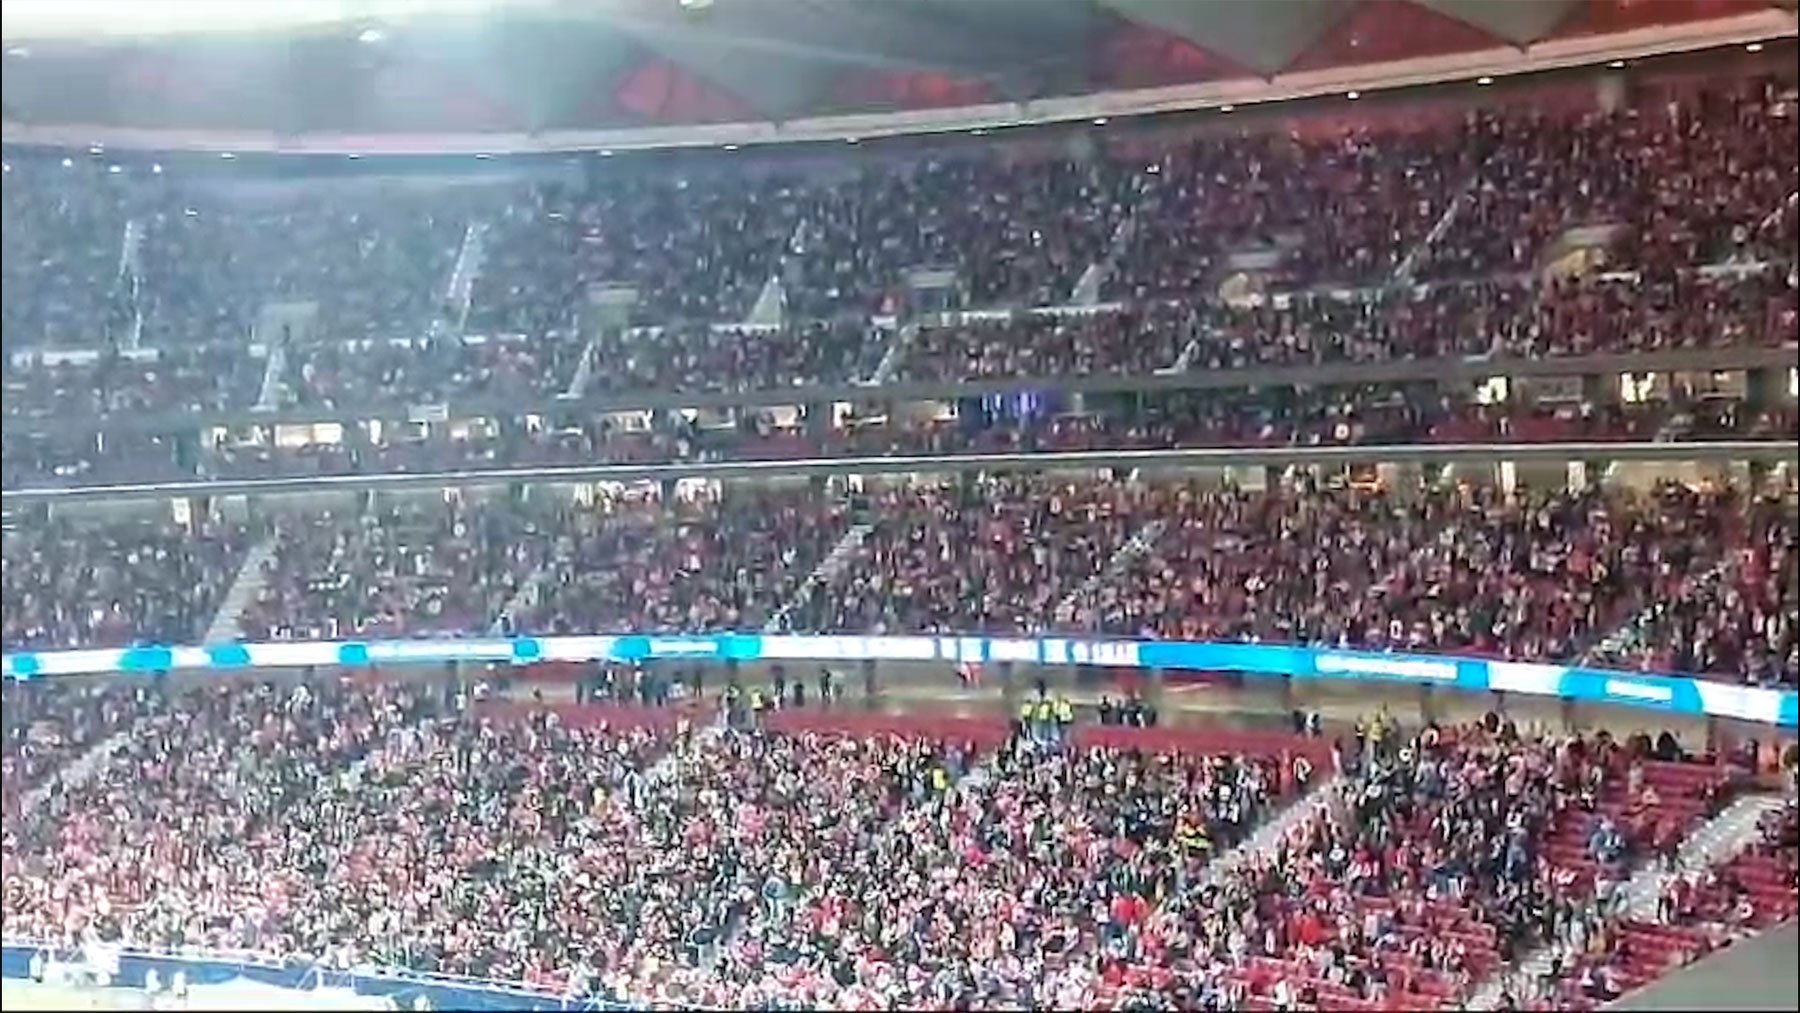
[1, 677, 1790, 1011]
[5, 479, 1796, 689]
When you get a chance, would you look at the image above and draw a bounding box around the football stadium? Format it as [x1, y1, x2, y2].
[1, 0, 1797, 1009]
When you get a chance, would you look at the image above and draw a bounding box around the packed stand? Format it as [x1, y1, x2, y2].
[271, 333, 588, 411]
[786, 153, 1142, 318]
[0, 676, 1316, 1010]
[0, 681, 152, 822]
[0, 163, 133, 350]
[1585, 488, 1799, 686]
[697, 732, 1290, 1009]
[1, 516, 251, 651]
[524, 488, 849, 635]
[138, 188, 480, 347]
[2, 430, 200, 489]
[0, 677, 444, 948]
[1416, 74, 1798, 282]
[586, 320, 891, 395]
[1106, 118, 1481, 299]
[472, 174, 803, 328]
[2, 346, 263, 424]
[1171, 721, 1574, 1011]
[1068, 482, 1751, 669]
[896, 306, 1196, 382]
[780, 478, 1158, 636]
[1522, 269, 1796, 357]
[240, 500, 555, 642]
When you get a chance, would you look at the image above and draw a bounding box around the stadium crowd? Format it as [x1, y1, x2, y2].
[0, 48, 1796, 1013]
[2, 669, 1784, 1012]
[7, 478, 1795, 692]
[0, 516, 251, 651]
[0, 68, 1791, 428]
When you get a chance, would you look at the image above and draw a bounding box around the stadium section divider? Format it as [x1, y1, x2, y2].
[3, 633, 1794, 729]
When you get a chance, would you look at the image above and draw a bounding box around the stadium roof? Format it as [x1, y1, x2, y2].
[2, 0, 1796, 152]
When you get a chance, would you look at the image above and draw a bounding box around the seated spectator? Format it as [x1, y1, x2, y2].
[1, 515, 250, 650]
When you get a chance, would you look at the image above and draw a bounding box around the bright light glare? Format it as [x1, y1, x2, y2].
[1, 0, 515, 41]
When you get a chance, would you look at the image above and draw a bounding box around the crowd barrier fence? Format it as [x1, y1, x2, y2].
[4, 633, 1794, 729]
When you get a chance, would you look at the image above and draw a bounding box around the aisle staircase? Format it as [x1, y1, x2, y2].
[746, 274, 786, 327]
[436, 221, 486, 338]
[490, 568, 547, 635]
[1465, 791, 1792, 1009]
[18, 731, 131, 818]
[253, 342, 288, 412]
[863, 321, 918, 386]
[764, 523, 874, 631]
[1200, 774, 1345, 891]
[202, 536, 279, 644]
[1391, 175, 1482, 282]
[1051, 519, 1166, 623]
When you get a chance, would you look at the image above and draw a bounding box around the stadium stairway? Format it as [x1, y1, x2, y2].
[252, 341, 287, 412]
[1199, 771, 1346, 893]
[1465, 791, 1794, 1010]
[1390, 170, 1484, 283]
[1053, 518, 1167, 622]
[746, 273, 786, 327]
[763, 522, 874, 631]
[863, 321, 917, 386]
[491, 568, 548, 636]
[18, 732, 130, 819]
[201, 536, 279, 644]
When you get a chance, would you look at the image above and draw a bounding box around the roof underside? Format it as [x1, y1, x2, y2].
[0, 0, 1789, 135]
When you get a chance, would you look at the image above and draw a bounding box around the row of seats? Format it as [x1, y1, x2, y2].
[5, 264, 1794, 424]
[1517, 799, 1797, 1011]
[5, 481, 1793, 688]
